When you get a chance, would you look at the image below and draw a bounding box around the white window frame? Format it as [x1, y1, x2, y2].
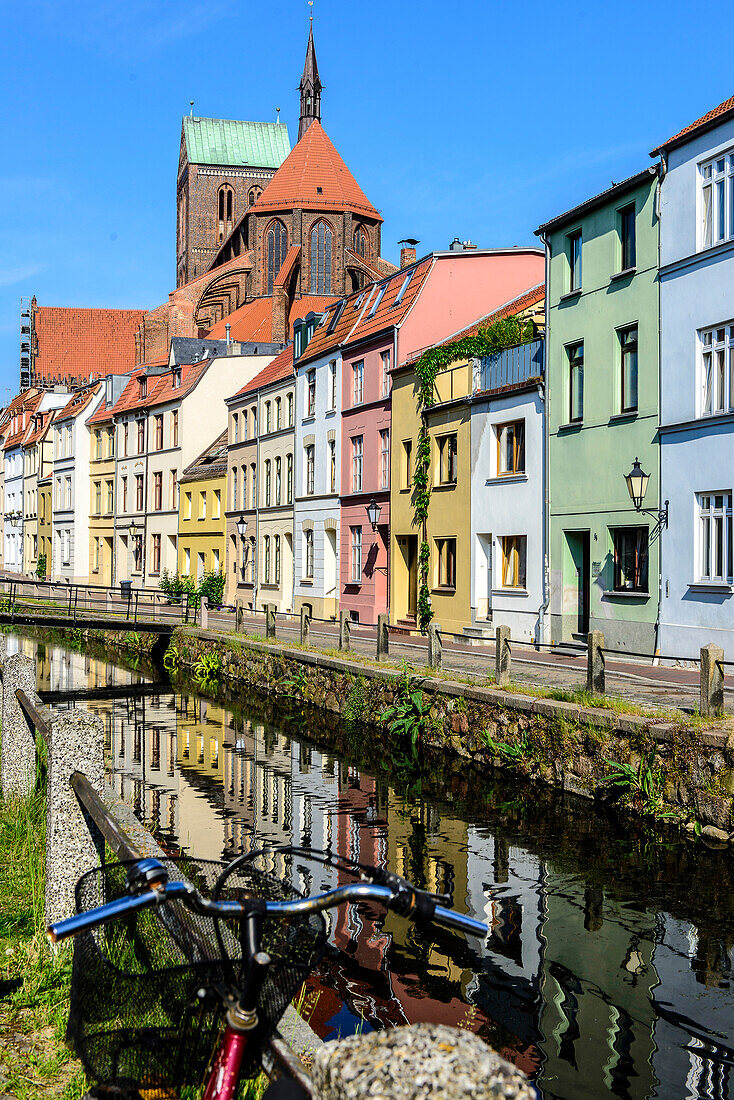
[380, 428, 389, 489]
[352, 361, 364, 405]
[381, 350, 391, 396]
[700, 149, 734, 251]
[352, 435, 363, 492]
[304, 528, 314, 578]
[306, 370, 316, 417]
[350, 526, 362, 583]
[305, 445, 315, 495]
[329, 360, 337, 409]
[699, 322, 734, 417]
[697, 491, 733, 584]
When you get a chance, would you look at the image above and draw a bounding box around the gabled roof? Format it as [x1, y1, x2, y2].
[651, 94, 734, 156]
[299, 258, 434, 365]
[403, 283, 546, 367]
[535, 168, 657, 236]
[181, 429, 229, 484]
[231, 345, 294, 400]
[22, 409, 54, 447]
[0, 389, 39, 433]
[105, 361, 207, 417]
[182, 117, 291, 168]
[206, 295, 335, 344]
[54, 384, 103, 424]
[4, 393, 43, 450]
[251, 121, 381, 221]
[32, 307, 146, 386]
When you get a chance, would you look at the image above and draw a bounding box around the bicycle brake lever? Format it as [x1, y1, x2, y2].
[126, 858, 169, 896]
[359, 866, 452, 914]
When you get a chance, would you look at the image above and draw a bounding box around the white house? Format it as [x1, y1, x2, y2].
[469, 340, 546, 643]
[656, 97, 734, 658]
[51, 385, 105, 582]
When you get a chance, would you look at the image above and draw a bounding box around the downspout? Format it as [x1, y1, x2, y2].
[653, 156, 666, 660]
[537, 232, 551, 647]
[254, 402, 260, 611]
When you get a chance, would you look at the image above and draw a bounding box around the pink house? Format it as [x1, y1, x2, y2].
[300, 247, 545, 624]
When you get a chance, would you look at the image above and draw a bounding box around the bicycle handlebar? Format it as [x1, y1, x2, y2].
[48, 876, 487, 944]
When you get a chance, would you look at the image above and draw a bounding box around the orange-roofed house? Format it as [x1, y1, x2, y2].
[26, 300, 146, 391]
[295, 244, 545, 627]
[21, 408, 57, 577]
[224, 345, 296, 609]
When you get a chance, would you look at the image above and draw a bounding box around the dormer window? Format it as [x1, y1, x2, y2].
[138, 377, 147, 399]
[368, 285, 387, 317]
[393, 271, 413, 307]
[172, 366, 182, 390]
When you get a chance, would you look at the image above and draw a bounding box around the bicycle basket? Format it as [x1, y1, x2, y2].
[67, 857, 327, 1094]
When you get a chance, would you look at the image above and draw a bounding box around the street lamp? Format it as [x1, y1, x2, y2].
[366, 497, 382, 532]
[624, 458, 669, 528]
[236, 514, 248, 540]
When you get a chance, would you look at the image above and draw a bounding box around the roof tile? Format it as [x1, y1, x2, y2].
[32, 307, 146, 387]
[651, 94, 734, 155]
[231, 345, 295, 399]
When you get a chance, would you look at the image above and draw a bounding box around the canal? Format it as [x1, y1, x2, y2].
[11, 632, 734, 1100]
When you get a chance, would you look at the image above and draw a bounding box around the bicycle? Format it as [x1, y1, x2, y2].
[48, 846, 488, 1100]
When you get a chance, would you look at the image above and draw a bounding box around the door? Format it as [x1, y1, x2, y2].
[406, 536, 418, 619]
[476, 534, 492, 620]
[564, 531, 590, 637]
[197, 552, 206, 584]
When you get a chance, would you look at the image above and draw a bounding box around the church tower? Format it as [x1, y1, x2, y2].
[299, 21, 321, 141]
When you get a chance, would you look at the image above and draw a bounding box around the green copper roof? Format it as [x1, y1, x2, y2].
[183, 117, 291, 168]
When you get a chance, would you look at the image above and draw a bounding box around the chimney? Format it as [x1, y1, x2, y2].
[398, 238, 419, 269]
[225, 322, 231, 346]
[449, 237, 463, 251]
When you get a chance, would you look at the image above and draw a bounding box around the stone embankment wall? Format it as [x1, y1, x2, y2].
[170, 627, 734, 840]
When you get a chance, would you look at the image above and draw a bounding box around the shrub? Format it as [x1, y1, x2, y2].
[199, 569, 225, 608]
[35, 554, 47, 580]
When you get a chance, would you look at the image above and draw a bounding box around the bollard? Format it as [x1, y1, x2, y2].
[495, 625, 511, 687]
[300, 606, 311, 645]
[0, 651, 36, 798]
[700, 643, 725, 717]
[235, 598, 244, 633]
[265, 603, 277, 639]
[339, 610, 350, 652]
[587, 630, 605, 694]
[200, 595, 208, 630]
[46, 707, 105, 924]
[376, 613, 389, 662]
[428, 622, 442, 670]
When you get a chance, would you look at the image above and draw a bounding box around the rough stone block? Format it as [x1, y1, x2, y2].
[377, 613, 389, 662]
[495, 626, 511, 686]
[339, 610, 350, 652]
[700, 643, 724, 717]
[427, 622, 442, 669]
[586, 631, 605, 694]
[311, 1024, 534, 1100]
[1, 652, 36, 799]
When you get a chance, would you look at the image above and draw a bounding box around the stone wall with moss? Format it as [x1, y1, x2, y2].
[170, 627, 734, 840]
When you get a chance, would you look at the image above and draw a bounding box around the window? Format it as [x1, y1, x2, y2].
[133, 534, 142, 573]
[306, 370, 316, 417]
[393, 270, 413, 306]
[287, 454, 293, 503]
[233, 413, 239, 443]
[352, 361, 364, 405]
[93, 537, 100, 572]
[698, 492, 733, 583]
[265, 402, 271, 434]
[266, 220, 288, 294]
[170, 469, 178, 509]
[329, 360, 337, 409]
[352, 436, 363, 491]
[242, 465, 247, 509]
[135, 474, 143, 512]
[123, 422, 129, 457]
[232, 467, 238, 510]
[122, 476, 128, 513]
[251, 407, 257, 437]
[305, 445, 315, 494]
[185, 491, 192, 519]
[619, 326, 639, 413]
[151, 533, 161, 574]
[402, 440, 413, 489]
[65, 476, 72, 509]
[353, 225, 366, 256]
[62, 530, 71, 566]
[171, 410, 178, 447]
[701, 151, 734, 250]
[568, 342, 584, 422]
[380, 429, 389, 489]
[214, 488, 221, 519]
[350, 527, 362, 582]
[264, 536, 271, 583]
[437, 433, 458, 484]
[304, 529, 314, 578]
[567, 230, 582, 291]
[153, 471, 162, 511]
[154, 415, 163, 450]
[94, 481, 102, 515]
[310, 221, 332, 294]
[264, 459, 271, 506]
[94, 429, 102, 459]
[500, 535, 527, 589]
[381, 350, 391, 396]
[138, 376, 147, 399]
[287, 392, 293, 427]
[184, 547, 191, 576]
[107, 426, 115, 457]
[66, 424, 72, 455]
[213, 547, 220, 573]
[137, 419, 145, 454]
[329, 440, 336, 493]
[199, 491, 206, 519]
[436, 537, 457, 589]
[106, 480, 114, 513]
[612, 527, 649, 592]
[619, 204, 636, 270]
[172, 366, 181, 390]
[273, 397, 280, 430]
[275, 457, 282, 505]
[251, 464, 257, 507]
[700, 324, 734, 416]
[497, 421, 525, 475]
[368, 285, 386, 317]
[274, 535, 281, 585]
[248, 536, 256, 582]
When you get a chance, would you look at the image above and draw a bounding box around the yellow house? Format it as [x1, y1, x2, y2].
[177, 430, 227, 583]
[87, 404, 117, 586]
[390, 355, 473, 635]
[38, 479, 52, 577]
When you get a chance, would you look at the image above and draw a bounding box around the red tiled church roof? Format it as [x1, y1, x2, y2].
[32, 307, 147, 386]
[251, 121, 382, 221]
[651, 93, 734, 155]
[232, 344, 294, 399]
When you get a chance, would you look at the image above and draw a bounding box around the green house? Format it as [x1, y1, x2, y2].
[537, 166, 661, 654]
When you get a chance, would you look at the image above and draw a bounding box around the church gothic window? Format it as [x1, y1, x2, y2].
[310, 221, 332, 295]
[266, 220, 288, 294]
[353, 225, 366, 257]
[218, 185, 234, 243]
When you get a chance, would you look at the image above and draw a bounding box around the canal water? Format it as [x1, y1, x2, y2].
[11, 632, 734, 1100]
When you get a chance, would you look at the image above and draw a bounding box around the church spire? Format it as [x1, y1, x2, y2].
[298, 18, 321, 141]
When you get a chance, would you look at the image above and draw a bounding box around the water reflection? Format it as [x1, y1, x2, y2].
[11, 632, 734, 1099]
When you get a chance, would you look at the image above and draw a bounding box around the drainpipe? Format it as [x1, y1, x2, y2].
[537, 232, 551, 647]
[653, 156, 666, 661]
[254, 403, 260, 611]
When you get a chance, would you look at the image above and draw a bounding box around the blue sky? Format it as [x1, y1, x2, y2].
[0, 0, 731, 398]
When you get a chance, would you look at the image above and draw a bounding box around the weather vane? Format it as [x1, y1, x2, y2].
[308, 0, 313, 23]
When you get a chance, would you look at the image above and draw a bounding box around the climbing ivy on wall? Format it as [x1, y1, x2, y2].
[412, 313, 535, 630]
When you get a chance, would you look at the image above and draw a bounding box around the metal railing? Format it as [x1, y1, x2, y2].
[0, 577, 198, 630]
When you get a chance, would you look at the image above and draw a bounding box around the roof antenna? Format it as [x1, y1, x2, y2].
[276, 106, 280, 124]
[189, 100, 194, 117]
